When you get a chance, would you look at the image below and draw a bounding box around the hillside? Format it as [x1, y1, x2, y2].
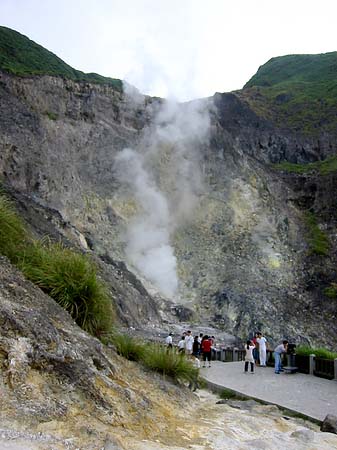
[0, 27, 337, 349]
[241, 52, 337, 135]
[0, 26, 122, 91]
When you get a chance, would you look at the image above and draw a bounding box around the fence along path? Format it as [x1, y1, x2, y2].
[201, 360, 337, 422]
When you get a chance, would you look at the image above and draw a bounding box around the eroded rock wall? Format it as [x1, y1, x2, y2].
[0, 71, 336, 345]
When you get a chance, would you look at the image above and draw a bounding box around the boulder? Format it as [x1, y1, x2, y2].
[320, 414, 337, 434]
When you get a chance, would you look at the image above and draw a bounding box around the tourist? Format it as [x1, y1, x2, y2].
[257, 332, 268, 366]
[273, 340, 288, 374]
[252, 332, 259, 365]
[185, 330, 194, 355]
[244, 340, 255, 373]
[201, 335, 212, 368]
[178, 336, 185, 353]
[165, 332, 173, 349]
[192, 335, 200, 357]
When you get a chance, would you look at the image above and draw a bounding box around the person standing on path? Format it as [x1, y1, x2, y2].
[185, 330, 194, 355]
[244, 340, 255, 373]
[273, 340, 288, 374]
[257, 332, 268, 366]
[192, 335, 200, 357]
[201, 335, 212, 367]
[252, 332, 259, 365]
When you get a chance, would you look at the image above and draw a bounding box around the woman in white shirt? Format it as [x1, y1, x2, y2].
[257, 332, 267, 366]
[244, 340, 255, 373]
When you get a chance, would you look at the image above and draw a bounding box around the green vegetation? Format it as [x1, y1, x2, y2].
[0, 195, 29, 263]
[112, 333, 146, 362]
[0, 192, 114, 337]
[111, 333, 198, 382]
[242, 52, 337, 135]
[273, 155, 337, 175]
[324, 282, 337, 299]
[0, 26, 122, 91]
[45, 111, 58, 121]
[143, 344, 198, 381]
[296, 345, 337, 360]
[219, 388, 249, 401]
[304, 211, 329, 256]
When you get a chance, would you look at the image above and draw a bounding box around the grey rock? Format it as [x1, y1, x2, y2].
[291, 428, 315, 441]
[1, 70, 337, 346]
[320, 414, 337, 434]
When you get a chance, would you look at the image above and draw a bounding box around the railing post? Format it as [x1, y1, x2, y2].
[233, 347, 238, 362]
[309, 354, 315, 375]
[334, 358, 337, 381]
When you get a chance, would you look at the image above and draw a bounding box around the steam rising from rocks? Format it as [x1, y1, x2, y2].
[114, 94, 210, 298]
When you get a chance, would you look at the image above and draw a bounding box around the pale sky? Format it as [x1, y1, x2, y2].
[2, 0, 337, 100]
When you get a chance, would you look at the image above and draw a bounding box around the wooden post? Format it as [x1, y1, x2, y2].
[309, 354, 315, 375]
[334, 358, 337, 381]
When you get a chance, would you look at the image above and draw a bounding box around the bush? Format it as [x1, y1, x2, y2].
[296, 345, 337, 360]
[111, 333, 146, 361]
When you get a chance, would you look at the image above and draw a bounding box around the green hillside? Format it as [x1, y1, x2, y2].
[241, 52, 337, 135]
[0, 26, 122, 91]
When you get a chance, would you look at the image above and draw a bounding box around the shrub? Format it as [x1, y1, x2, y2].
[111, 333, 146, 361]
[296, 345, 337, 360]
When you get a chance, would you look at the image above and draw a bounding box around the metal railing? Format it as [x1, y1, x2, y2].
[212, 347, 337, 381]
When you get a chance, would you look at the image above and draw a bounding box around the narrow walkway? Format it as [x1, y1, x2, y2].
[201, 361, 337, 422]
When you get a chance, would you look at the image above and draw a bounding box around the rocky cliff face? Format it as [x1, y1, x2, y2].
[0, 71, 336, 346]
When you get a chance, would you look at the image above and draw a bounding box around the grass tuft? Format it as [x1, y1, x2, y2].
[112, 333, 146, 361]
[0, 192, 114, 338]
[110, 334, 198, 382]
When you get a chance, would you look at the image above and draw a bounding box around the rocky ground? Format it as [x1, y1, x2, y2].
[1, 256, 337, 449]
[1, 390, 337, 449]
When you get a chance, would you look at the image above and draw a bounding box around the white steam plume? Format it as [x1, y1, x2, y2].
[114, 95, 210, 299]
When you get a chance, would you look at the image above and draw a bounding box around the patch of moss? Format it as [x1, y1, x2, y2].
[304, 211, 329, 256]
[324, 282, 337, 299]
[219, 388, 249, 401]
[273, 156, 337, 175]
[45, 111, 58, 121]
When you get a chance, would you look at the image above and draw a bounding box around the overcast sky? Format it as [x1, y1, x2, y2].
[2, 0, 337, 100]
